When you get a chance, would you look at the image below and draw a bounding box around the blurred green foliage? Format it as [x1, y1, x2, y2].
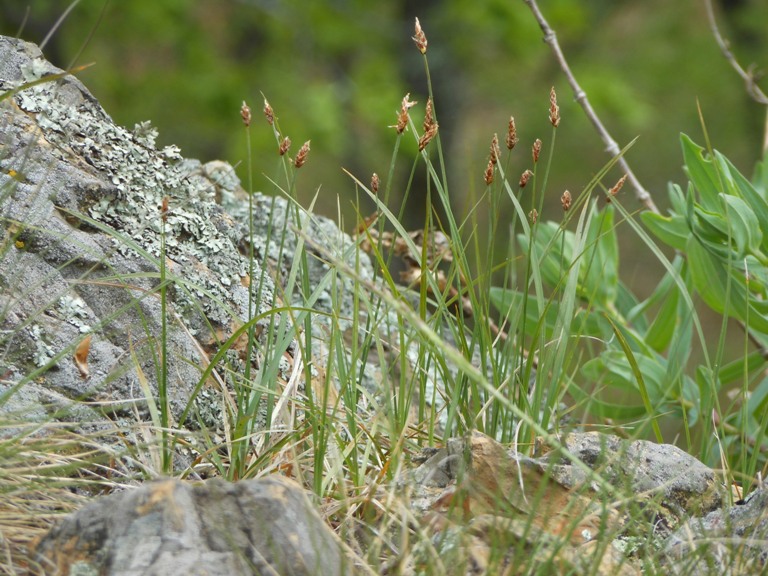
[2, 0, 766, 275]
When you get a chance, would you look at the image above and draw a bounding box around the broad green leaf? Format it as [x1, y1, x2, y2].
[719, 193, 762, 257]
[488, 287, 559, 341]
[717, 152, 768, 254]
[568, 381, 650, 420]
[687, 236, 768, 332]
[581, 350, 666, 402]
[644, 279, 679, 352]
[641, 211, 689, 251]
[752, 151, 768, 198]
[517, 222, 571, 290]
[719, 350, 768, 385]
[681, 134, 722, 211]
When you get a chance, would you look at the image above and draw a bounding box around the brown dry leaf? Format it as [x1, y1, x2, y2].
[73, 334, 92, 379]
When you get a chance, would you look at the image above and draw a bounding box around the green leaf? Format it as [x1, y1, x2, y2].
[581, 204, 619, 308]
[488, 287, 559, 341]
[687, 236, 768, 332]
[719, 350, 768, 385]
[719, 194, 762, 257]
[604, 316, 664, 441]
[717, 152, 768, 254]
[681, 134, 722, 212]
[752, 150, 768, 198]
[644, 279, 679, 352]
[641, 211, 689, 251]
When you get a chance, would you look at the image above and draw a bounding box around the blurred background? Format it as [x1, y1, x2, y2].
[2, 0, 767, 292]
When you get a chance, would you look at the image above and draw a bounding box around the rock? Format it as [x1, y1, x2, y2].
[539, 432, 724, 523]
[662, 485, 768, 574]
[0, 34, 377, 451]
[403, 431, 750, 574]
[31, 475, 352, 576]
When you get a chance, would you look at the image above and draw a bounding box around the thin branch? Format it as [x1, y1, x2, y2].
[703, 0, 768, 155]
[522, 0, 659, 214]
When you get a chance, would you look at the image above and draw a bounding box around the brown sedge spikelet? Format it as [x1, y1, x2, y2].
[529, 208, 538, 224]
[506, 116, 518, 150]
[371, 173, 380, 195]
[490, 133, 500, 165]
[484, 159, 495, 185]
[294, 141, 311, 168]
[561, 190, 572, 212]
[519, 169, 533, 188]
[263, 98, 274, 125]
[607, 174, 627, 202]
[241, 101, 252, 127]
[278, 136, 291, 156]
[549, 87, 560, 128]
[532, 139, 542, 163]
[413, 17, 428, 54]
[161, 196, 170, 223]
[423, 98, 434, 132]
[418, 100, 439, 151]
[393, 93, 416, 134]
[418, 122, 438, 151]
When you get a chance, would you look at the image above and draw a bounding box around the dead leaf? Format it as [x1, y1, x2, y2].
[73, 334, 92, 379]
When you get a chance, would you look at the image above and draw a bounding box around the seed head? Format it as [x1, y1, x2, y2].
[413, 17, 428, 54]
[549, 87, 560, 128]
[607, 174, 628, 202]
[161, 196, 170, 223]
[561, 190, 572, 212]
[371, 173, 380, 195]
[278, 136, 291, 156]
[418, 121, 439, 151]
[484, 159, 495, 185]
[532, 139, 542, 163]
[506, 116, 518, 150]
[423, 98, 435, 133]
[294, 140, 311, 168]
[519, 169, 533, 188]
[490, 133, 500, 165]
[610, 174, 627, 197]
[263, 98, 274, 125]
[529, 208, 538, 224]
[393, 93, 417, 134]
[241, 101, 252, 127]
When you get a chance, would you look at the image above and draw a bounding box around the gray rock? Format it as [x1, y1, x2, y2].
[662, 485, 768, 575]
[542, 432, 724, 519]
[0, 34, 379, 450]
[32, 475, 353, 576]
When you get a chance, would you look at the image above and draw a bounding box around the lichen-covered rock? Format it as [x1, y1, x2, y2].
[662, 486, 768, 575]
[0, 35, 379, 449]
[32, 476, 353, 576]
[540, 432, 724, 520]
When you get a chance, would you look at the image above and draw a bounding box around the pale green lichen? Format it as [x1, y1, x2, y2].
[56, 294, 91, 334]
[10, 61, 274, 328]
[29, 323, 54, 367]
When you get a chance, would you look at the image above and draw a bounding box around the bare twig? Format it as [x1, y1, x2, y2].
[703, 0, 768, 155]
[522, 0, 659, 214]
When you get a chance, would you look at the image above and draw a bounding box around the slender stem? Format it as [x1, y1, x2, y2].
[702, 0, 768, 155]
[522, 0, 659, 214]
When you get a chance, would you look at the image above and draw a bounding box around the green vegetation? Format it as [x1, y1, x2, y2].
[1, 2, 768, 574]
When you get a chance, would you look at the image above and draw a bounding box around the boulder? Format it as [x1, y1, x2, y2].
[0, 34, 374, 447]
[32, 475, 352, 576]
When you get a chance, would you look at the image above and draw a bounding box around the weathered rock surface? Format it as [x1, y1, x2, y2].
[0, 34, 375, 446]
[663, 485, 768, 575]
[401, 431, 768, 575]
[32, 475, 352, 576]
